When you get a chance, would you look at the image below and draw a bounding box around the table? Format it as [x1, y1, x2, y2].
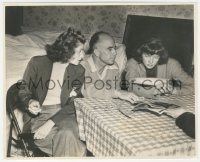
[74, 95, 195, 157]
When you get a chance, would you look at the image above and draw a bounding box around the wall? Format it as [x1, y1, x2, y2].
[23, 5, 193, 41]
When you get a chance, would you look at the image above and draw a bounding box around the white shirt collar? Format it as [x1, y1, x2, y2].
[87, 55, 119, 73]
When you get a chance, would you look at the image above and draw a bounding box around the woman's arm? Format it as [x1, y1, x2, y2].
[168, 58, 194, 95]
[18, 57, 41, 114]
[50, 64, 85, 124]
[18, 58, 35, 107]
[125, 59, 156, 98]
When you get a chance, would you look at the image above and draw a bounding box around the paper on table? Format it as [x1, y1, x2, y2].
[119, 98, 184, 117]
[133, 98, 184, 115]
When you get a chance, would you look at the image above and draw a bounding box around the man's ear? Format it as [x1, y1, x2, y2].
[94, 49, 100, 57]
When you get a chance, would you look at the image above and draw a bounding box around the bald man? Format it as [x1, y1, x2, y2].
[81, 31, 139, 104]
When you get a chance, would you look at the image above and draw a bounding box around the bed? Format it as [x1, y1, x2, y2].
[5, 30, 60, 156]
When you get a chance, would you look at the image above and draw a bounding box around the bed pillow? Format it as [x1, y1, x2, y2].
[6, 34, 46, 90]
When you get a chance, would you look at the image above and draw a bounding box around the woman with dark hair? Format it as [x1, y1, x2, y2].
[18, 28, 86, 156]
[125, 38, 195, 139]
[125, 37, 194, 98]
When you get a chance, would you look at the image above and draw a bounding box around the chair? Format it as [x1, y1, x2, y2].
[6, 82, 48, 157]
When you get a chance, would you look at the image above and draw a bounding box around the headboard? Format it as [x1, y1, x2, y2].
[123, 15, 194, 75]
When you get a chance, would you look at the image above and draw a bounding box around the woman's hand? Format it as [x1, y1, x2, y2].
[28, 99, 41, 115]
[33, 120, 55, 140]
[115, 90, 140, 104]
[69, 87, 78, 97]
[154, 81, 174, 96]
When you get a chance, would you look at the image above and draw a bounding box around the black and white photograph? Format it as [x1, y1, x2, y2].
[3, 1, 197, 159]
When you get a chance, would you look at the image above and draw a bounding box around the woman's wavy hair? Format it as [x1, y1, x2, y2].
[45, 27, 85, 63]
[134, 37, 169, 65]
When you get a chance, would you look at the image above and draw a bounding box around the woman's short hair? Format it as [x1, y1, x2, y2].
[134, 37, 169, 65]
[45, 27, 85, 63]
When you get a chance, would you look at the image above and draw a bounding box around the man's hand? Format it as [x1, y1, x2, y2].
[34, 120, 55, 140]
[28, 99, 41, 115]
[115, 90, 140, 104]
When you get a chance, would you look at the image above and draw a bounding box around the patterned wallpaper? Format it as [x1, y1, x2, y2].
[23, 5, 193, 41]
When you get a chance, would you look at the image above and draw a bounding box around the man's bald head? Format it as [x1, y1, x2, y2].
[87, 31, 114, 54]
[88, 31, 117, 66]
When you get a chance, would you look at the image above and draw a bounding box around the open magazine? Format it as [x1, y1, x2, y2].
[119, 98, 184, 118]
[132, 98, 182, 114]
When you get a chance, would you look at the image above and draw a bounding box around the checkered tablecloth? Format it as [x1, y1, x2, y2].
[74, 95, 195, 157]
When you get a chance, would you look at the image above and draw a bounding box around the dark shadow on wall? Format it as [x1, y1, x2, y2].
[5, 6, 23, 36]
